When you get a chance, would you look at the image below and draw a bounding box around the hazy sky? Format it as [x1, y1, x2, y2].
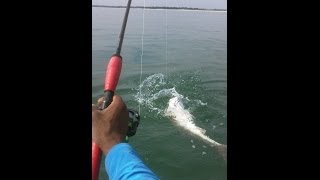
[93, 0, 227, 9]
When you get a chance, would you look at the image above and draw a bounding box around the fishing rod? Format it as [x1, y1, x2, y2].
[92, 0, 140, 180]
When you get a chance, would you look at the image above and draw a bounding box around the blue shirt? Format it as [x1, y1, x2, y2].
[105, 143, 159, 180]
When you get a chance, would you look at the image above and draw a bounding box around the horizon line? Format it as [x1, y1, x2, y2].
[92, 5, 227, 11]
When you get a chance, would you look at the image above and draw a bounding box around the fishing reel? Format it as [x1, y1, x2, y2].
[127, 109, 140, 137]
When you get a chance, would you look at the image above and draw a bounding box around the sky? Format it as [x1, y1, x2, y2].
[92, 0, 227, 9]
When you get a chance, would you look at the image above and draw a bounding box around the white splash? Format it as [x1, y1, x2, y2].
[135, 73, 227, 161]
[164, 96, 222, 147]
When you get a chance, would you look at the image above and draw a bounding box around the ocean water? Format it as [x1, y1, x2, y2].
[93, 7, 227, 180]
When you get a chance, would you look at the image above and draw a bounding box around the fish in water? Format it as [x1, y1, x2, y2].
[164, 96, 227, 161]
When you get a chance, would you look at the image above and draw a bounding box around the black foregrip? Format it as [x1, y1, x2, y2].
[102, 90, 114, 109]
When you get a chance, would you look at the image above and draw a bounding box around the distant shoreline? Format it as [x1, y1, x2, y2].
[92, 5, 227, 12]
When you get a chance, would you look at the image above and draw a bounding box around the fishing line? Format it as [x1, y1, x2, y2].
[165, 0, 168, 82]
[139, 0, 146, 115]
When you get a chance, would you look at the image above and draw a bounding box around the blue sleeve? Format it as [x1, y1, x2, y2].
[105, 143, 159, 180]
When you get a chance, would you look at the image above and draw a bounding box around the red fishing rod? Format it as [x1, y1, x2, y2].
[92, 0, 138, 180]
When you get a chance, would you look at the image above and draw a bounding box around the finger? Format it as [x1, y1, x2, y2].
[96, 97, 105, 109]
[112, 95, 123, 104]
[92, 104, 98, 112]
[99, 95, 122, 113]
[109, 95, 127, 110]
[99, 95, 121, 109]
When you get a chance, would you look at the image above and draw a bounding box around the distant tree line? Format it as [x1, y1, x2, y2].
[92, 5, 227, 11]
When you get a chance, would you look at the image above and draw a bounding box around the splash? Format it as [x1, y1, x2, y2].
[164, 96, 222, 147]
[135, 73, 227, 160]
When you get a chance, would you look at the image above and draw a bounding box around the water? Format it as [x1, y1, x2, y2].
[93, 7, 227, 180]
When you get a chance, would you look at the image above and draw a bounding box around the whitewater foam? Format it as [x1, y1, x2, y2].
[135, 73, 227, 160]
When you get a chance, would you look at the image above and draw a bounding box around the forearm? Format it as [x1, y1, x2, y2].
[105, 143, 159, 180]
